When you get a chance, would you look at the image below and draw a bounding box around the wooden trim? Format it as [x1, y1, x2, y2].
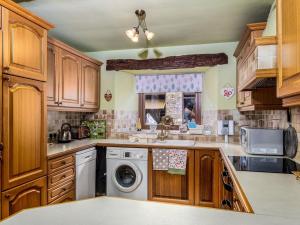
[106, 53, 228, 71]
[238, 104, 283, 112]
[255, 68, 277, 78]
[282, 95, 300, 107]
[48, 37, 103, 66]
[48, 105, 99, 113]
[234, 22, 267, 57]
[0, 0, 54, 29]
[254, 36, 277, 46]
[219, 150, 254, 213]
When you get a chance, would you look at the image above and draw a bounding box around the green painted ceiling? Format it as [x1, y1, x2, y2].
[20, 0, 274, 52]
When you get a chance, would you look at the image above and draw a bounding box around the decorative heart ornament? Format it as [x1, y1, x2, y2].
[104, 90, 112, 102]
[221, 85, 235, 100]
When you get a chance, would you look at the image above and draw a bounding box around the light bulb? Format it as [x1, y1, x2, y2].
[145, 30, 154, 40]
[126, 28, 136, 39]
[131, 33, 139, 42]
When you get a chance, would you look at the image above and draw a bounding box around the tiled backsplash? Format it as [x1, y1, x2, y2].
[47, 111, 87, 133]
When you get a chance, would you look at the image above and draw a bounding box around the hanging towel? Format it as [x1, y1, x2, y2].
[168, 150, 188, 175]
[152, 149, 169, 170]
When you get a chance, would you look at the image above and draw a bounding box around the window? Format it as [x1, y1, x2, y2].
[139, 92, 201, 129]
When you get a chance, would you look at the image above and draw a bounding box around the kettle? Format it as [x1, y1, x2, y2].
[58, 123, 72, 143]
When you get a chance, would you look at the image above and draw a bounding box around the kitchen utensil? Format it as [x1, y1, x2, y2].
[284, 109, 298, 158]
[58, 123, 72, 143]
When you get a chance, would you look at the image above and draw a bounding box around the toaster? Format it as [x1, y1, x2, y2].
[71, 125, 90, 140]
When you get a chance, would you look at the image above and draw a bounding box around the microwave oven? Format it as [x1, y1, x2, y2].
[240, 127, 284, 156]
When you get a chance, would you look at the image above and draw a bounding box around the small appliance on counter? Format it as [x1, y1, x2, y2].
[240, 127, 284, 156]
[71, 125, 90, 140]
[57, 123, 72, 143]
[217, 120, 234, 143]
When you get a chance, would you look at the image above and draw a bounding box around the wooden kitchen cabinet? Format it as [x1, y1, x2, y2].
[277, 0, 300, 106]
[81, 59, 100, 109]
[47, 38, 102, 112]
[2, 75, 47, 190]
[194, 149, 220, 208]
[2, 8, 47, 81]
[1, 177, 47, 219]
[47, 154, 75, 204]
[47, 43, 60, 106]
[59, 49, 82, 108]
[235, 22, 282, 111]
[148, 149, 195, 205]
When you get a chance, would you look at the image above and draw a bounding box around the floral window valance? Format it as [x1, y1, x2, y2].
[135, 73, 203, 93]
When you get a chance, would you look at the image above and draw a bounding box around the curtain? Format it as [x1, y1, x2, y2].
[135, 73, 203, 93]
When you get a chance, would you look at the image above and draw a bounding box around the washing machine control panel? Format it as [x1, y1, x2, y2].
[124, 152, 144, 159]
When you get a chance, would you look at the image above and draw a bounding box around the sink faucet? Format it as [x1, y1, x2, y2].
[157, 116, 174, 142]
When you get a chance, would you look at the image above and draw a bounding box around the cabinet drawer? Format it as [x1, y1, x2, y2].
[48, 180, 74, 203]
[48, 166, 75, 188]
[49, 190, 75, 205]
[48, 154, 75, 174]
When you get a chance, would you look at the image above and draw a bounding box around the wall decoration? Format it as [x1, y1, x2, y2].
[104, 90, 112, 102]
[221, 84, 235, 100]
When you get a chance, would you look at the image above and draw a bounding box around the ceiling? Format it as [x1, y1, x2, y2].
[19, 0, 274, 52]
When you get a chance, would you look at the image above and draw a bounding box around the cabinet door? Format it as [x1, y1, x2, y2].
[47, 43, 60, 106]
[49, 190, 75, 205]
[81, 59, 100, 110]
[2, 8, 47, 81]
[277, 0, 300, 98]
[2, 75, 47, 190]
[1, 177, 47, 219]
[195, 150, 220, 208]
[59, 49, 81, 107]
[148, 149, 194, 205]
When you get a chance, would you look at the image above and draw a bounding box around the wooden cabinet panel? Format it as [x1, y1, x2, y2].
[81, 59, 100, 109]
[48, 166, 75, 188]
[195, 150, 220, 208]
[277, 0, 300, 99]
[2, 8, 47, 81]
[47, 43, 59, 106]
[48, 180, 75, 203]
[49, 190, 75, 205]
[59, 49, 81, 108]
[148, 149, 194, 205]
[1, 177, 47, 219]
[2, 75, 47, 190]
[48, 154, 75, 174]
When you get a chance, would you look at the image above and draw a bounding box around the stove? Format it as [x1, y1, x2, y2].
[228, 156, 300, 174]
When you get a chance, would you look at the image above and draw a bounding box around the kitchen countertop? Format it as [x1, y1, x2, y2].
[47, 138, 300, 220]
[0, 197, 298, 225]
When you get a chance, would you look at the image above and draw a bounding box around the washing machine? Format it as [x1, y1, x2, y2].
[106, 147, 148, 200]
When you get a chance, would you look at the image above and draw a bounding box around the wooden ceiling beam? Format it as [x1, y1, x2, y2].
[106, 53, 228, 71]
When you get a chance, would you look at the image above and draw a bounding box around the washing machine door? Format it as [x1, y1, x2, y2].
[112, 161, 142, 193]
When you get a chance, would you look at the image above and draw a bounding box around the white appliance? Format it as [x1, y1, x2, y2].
[217, 120, 234, 143]
[106, 147, 148, 200]
[76, 148, 97, 200]
[240, 127, 284, 156]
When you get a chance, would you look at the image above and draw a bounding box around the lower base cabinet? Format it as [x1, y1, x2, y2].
[49, 190, 75, 205]
[194, 150, 220, 208]
[1, 177, 47, 219]
[148, 149, 195, 205]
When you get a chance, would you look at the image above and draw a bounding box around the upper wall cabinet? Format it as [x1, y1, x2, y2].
[235, 22, 282, 111]
[47, 38, 102, 112]
[277, 0, 300, 106]
[81, 59, 100, 109]
[2, 8, 47, 81]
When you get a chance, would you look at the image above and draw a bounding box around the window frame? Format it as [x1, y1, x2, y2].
[138, 92, 201, 129]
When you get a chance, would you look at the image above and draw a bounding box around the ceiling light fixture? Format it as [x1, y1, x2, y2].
[126, 9, 155, 42]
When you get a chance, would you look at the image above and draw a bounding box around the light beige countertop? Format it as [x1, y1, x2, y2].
[0, 197, 298, 225]
[46, 139, 300, 221]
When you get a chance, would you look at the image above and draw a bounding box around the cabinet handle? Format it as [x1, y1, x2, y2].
[61, 175, 66, 179]
[221, 171, 233, 192]
[61, 161, 66, 165]
[62, 188, 67, 192]
[2, 76, 10, 81]
[80, 103, 84, 107]
[221, 199, 232, 209]
[3, 66, 9, 72]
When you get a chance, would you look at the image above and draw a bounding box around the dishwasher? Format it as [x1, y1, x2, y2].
[76, 148, 97, 200]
